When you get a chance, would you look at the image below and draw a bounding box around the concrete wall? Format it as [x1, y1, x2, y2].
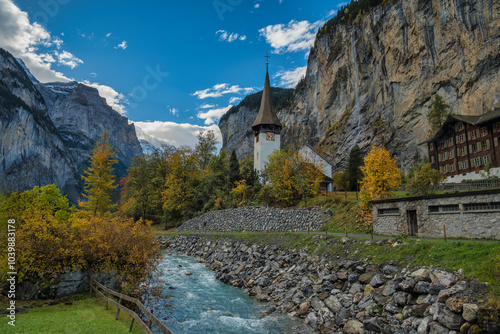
[177, 206, 326, 232]
[372, 192, 500, 240]
[444, 167, 500, 183]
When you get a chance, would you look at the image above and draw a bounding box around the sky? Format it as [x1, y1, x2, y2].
[0, 0, 347, 148]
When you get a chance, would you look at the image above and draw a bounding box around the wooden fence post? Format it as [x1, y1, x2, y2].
[129, 318, 135, 332]
[116, 297, 122, 320]
[443, 225, 447, 242]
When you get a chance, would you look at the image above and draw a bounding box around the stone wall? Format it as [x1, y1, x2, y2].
[162, 234, 498, 333]
[177, 206, 327, 232]
[372, 191, 500, 240]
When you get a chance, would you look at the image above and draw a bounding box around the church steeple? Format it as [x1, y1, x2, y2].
[251, 65, 282, 131]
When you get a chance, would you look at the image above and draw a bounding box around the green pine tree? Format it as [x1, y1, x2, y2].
[427, 94, 451, 135]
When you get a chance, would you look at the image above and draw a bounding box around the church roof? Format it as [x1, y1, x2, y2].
[252, 69, 282, 129]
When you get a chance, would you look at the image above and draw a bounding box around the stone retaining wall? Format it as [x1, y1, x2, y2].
[177, 206, 326, 232]
[372, 191, 500, 240]
[162, 235, 498, 333]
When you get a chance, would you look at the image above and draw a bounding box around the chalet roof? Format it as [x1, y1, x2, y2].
[424, 108, 500, 143]
[251, 69, 282, 129]
[302, 144, 334, 167]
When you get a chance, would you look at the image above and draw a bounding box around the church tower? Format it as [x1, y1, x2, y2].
[252, 60, 282, 174]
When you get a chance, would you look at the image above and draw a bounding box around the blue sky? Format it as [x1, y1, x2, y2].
[0, 0, 346, 147]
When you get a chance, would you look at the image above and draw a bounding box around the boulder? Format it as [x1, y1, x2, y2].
[344, 319, 365, 334]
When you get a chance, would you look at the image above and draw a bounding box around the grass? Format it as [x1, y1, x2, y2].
[0, 295, 144, 334]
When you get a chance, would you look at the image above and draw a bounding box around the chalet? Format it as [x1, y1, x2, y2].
[426, 109, 500, 182]
[298, 145, 334, 192]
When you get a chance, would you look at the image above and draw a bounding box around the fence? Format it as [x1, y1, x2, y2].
[89, 276, 173, 334]
[437, 179, 500, 191]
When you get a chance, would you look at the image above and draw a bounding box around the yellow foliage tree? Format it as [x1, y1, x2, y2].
[80, 132, 118, 216]
[266, 147, 324, 207]
[359, 146, 401, 208]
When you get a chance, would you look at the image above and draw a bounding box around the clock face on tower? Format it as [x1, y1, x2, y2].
[266, 132, 275, 141]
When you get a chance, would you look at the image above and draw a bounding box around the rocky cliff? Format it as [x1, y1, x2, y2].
[220, 0, 500, 171]
[0, 48, 143, 202]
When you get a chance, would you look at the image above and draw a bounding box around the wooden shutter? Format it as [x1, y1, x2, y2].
[495, 137, 499, 147]
[468, 131, 471, 140]
[486, 140, 490, 149]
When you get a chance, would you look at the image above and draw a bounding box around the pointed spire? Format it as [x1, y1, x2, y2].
[251, 60, 282, 130]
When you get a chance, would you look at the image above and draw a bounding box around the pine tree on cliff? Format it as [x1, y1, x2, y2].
[427, 94, 451, 135]
[80, 131, 117, 215]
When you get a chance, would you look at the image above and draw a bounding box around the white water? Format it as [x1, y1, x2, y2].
[147, 252, 313, 334]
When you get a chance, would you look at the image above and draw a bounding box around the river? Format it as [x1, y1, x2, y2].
[148, 251, 314, 334]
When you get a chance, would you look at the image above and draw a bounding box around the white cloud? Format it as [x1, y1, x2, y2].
[274, 66, 307, 88]
[259, 19, 323, 54]
[198, 103, 216, 109]
[0, 0, 71, 82]
[229, 96, 241, 104]
[82, 80, 127, 115]
[52, 36, 63, 49]
[133, 121, 222, 148]
[90, 72, 97, 78]
[115, 40, 127, 49]
[197, 105, 232, 125]
[216, 30, 246, 42]
[192, 83, 255, 99]
[254, 4, 260, 8]
[55, 50, 83, 69]
[106, 32, 112, 38]
[169, 107, 179, 116]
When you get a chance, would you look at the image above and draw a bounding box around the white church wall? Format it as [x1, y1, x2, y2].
[299, 146, 333, 178]
[254, 133, 280, 173]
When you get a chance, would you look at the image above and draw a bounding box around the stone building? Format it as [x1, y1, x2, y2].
[425, 109, 500, 182]
[371, 189, 500, 240]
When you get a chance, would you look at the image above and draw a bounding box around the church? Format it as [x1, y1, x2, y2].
[251, 62, 334, 192]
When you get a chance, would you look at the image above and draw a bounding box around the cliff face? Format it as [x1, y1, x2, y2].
[0, 49, 80, 199]
[0, 48, 143, 202]
[220, 0, 499, 170]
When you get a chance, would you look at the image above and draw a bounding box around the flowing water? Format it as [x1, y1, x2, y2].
[148, 251, 314, 334]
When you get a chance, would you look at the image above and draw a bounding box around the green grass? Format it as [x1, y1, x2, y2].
[0, 297, 145, 333]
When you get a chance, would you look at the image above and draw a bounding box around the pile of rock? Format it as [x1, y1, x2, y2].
[164, 235, 498, 333]
[176, 206, 325, 232]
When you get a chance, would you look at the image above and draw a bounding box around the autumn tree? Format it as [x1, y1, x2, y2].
[427, 94, 451, 135]
[266, 147, 324, 207]
[80, 132, 117, 215]
[229, 150, 241, 186]
[333, 171, 349, 191]
[195, 130, 218, 170]
[406, 163, 446, 195]
[359, 146, 401, 208]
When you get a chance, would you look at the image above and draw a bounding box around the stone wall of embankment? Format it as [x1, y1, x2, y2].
[160, 234, 499, 334]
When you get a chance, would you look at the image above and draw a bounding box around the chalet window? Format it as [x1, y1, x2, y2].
[464, 146, 468, 155]
[457, 122, 464, 131]
[472, 157, 481, 167]
[440, 141, 445, 149]
[464, 202, 500, 212]
[469, 144, 473, 153]
[430, 156, 435, 163]
[471, 130, 477, 140]
[482, 155, 492, 165]
[444, 151, 449, 160]
[495, 137, 499, 147]
[459, 160, 468, 170]
[450, 163, 455, 172]
[450, 150, 454, 158]
[438, 153, 442, 162]
[459, 134, 465, 143]
[378, 208, 399, 215]
[468, 131, 472, 141]
[476, 128, 481, 138]
[447, 138, 453, 147]
[480, 127, 488, 137]
[477, 142, 482, 152]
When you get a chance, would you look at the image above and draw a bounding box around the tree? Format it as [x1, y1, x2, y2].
[347, 144, 364, 191]
[333, 171, 349, 191]
[427, 94, 451, 135]
[80, 132, 118, 215]
[406, 163, 446, 195]
[195, 130, 218, 170]
[229, 150, 241, 186]
[359, 146, 401, 208]
[266, 147, 324, 207]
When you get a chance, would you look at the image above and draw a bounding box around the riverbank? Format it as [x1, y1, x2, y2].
[160, 233, 500, 333]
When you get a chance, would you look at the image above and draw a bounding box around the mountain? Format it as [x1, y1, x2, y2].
[219, 0, 499, 171]
[0, 48, 143, 202]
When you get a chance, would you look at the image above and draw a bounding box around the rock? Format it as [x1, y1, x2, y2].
[348, 273, 359, 283]
[412, 304, 431, 317]
[430, 270, 458, 288]
[446, 297, 465, 313]
[429, 321, 450, 334]
[399, 279, 416, 292]
[261, 306, 276, 316]
[364, 317, 383, 332]
[385, 302, 401, 314]
[429, 284, 445, 295]
[311, 297, 325, 312]
[411, 268, 430, 280]
[297, 301, 310, 316]
[304, 312, 318, 329]
[414, 281, 431, 294]
[462, 303, 479, 323]
[369, 274, 384, 288]
[358, 294, 376, 310]
[324, 295, 342, 313]
[383, 265, 399, 276]
[460, 322, 471, 333]
[344, 319, 365, 334]
[418, 317, 432, 334]
[393, 292, 409, 307]
[359, 272, 374, 284]
[364, 284, 375, 296]
[383, 282, 397, 296]
[433, 305, 464, 330]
